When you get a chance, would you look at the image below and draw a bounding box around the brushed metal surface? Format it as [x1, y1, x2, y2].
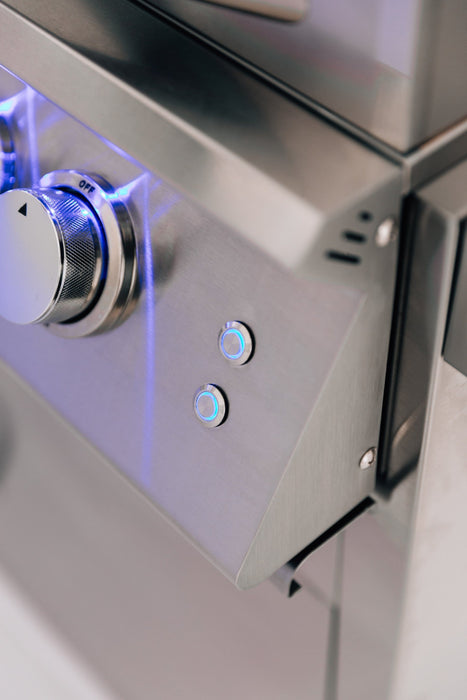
[402, 117, 467, 192]
[0, 360, 329, 700]
[381, 157, 467, 489]
[147, 0, 467, 152]
[0, 51, 401, 587]
[390, 361, 467, 700]
[0, 4, 465, 696]
[2, 0, 463, 205]
[0, 0, 400, 268]
[337, 512, 405, 700]
[0, 569, 116, 700]
[426, 159, 467, 378]
[330, 155, 467, 699]
[445, 222, 467, 377]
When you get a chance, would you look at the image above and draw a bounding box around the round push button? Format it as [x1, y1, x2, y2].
[194, 384, 227, 428]
[219, 321, 253, 366]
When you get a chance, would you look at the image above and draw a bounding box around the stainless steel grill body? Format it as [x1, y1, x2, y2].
[0, 9, 402, 587]
[147, 0, 467, 152]
[0, 2, 466, 699]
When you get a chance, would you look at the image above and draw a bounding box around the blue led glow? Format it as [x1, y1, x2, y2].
[106, 174, 152, 202]
[26, 87, 40, 184]
[0, 67, 188, 490]
[140, 179, 180, 487]
[0, 92, 24, 116]
[195, 391, 219, 422]
[141, 173, 156, 489]
[221, 328, 245, 360]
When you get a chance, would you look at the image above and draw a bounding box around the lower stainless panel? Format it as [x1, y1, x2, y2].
[337, 512, 405, 700]
[0, 567, 115, 700]
[0, 360, 329, 700]
[390, 360, 467, 699]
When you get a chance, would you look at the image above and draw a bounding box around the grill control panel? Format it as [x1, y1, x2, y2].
[0, 65, 402, 588]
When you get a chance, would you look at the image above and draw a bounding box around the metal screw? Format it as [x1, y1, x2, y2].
[359, 447, 377, 470]
[375, 217, 398, 247]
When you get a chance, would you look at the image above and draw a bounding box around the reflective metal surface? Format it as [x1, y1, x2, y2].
[390, 360, 467, 700]
[147, 0, 467, 152]
[0, 2, 466, 698]
[0, 567, 115, 700]
[380, 157, 467, 491]
[0, 0, 399, 269]
[2, 0, 465, 196]
[445, 220, 467, 377]
[0, 359, 330, 700]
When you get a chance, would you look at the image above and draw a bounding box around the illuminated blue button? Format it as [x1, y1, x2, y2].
[196, 391, 219, 421]
[194, 384, 227, 427]
[221, 328, 245, 360]
[218, 321, 253, 365]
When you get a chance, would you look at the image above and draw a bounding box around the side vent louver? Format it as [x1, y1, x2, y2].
[325, 251, 361, 265]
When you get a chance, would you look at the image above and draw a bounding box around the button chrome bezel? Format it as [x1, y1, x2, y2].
[40, 170, 138, 337]
[218, 321, 254, 366]
[194, 384, 227, 428]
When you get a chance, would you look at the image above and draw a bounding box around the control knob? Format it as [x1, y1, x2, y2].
[0, 170, 137, 336]
[0, 187, 105, 325]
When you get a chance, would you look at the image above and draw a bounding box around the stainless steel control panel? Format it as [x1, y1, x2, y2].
[0, 26, 401, 587]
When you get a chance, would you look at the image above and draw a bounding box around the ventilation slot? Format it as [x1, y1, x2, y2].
[343, 230, 367, 244]
[326, 250, 361, 265]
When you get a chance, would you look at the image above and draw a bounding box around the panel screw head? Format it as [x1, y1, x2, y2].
[359, 447, 377, 470]
[375, 217, 398, 247]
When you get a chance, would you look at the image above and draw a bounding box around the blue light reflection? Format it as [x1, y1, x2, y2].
[139, 179, 179, 488]
[0, 92, 24, 116]
[107, 174, 149, 202]
[26, 87, 40, 184]
[140, 173, 156, 489]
